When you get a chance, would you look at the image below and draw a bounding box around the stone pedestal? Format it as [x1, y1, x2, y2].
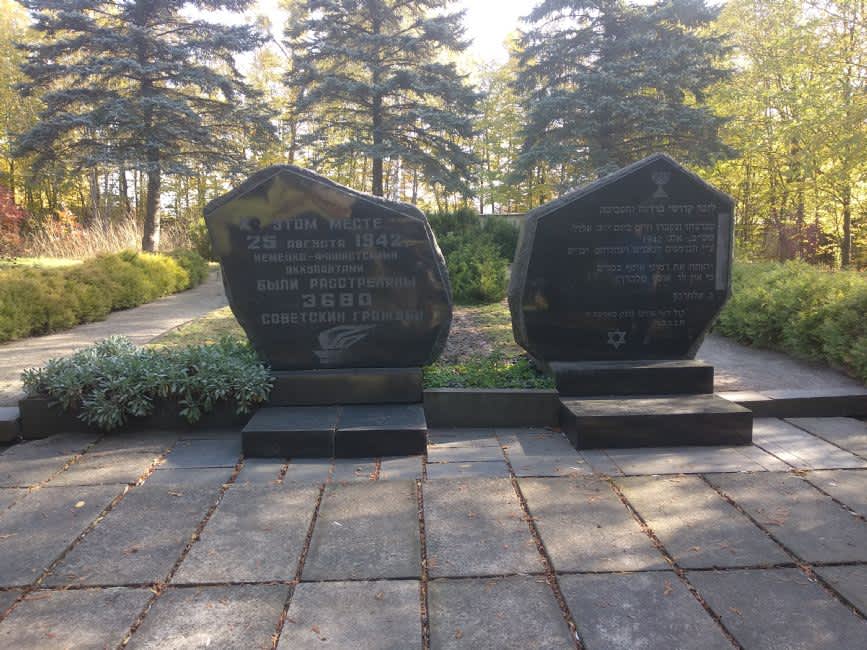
[549, 360, 714, 397]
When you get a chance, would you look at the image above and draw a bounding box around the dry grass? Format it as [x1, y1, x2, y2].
[149, 306, 245, 348]
[23, 218, 192, 259]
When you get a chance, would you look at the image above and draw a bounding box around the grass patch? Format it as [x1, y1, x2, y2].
[424, 354, 553, 389]
[150, 306, 245, 349]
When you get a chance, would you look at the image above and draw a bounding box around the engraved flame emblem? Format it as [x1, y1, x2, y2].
[313, 325, 376, 365]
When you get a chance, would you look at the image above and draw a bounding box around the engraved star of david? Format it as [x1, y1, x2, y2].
[607, 330, 627, 350]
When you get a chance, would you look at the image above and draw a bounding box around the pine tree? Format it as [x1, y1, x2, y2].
[16, 0, 271, 251]
[284, 0, 479, 197]
[516, 0, 732, 183]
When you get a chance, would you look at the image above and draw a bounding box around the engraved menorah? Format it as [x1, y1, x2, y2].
[651, 170, 671, 198]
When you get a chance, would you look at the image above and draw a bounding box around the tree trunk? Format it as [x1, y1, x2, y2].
[142, 148, 161, 252]
[372, 93, 384, 197]
[841, 181, 852, 268]
[88, 169, 101, 225]
[119, 166, 131, 215]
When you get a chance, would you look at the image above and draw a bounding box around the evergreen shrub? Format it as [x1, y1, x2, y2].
[0, 249, 208, 342]
[22, 336, 272, 431]
[427, 209, 518, 304]
[716, 261, 867, 383]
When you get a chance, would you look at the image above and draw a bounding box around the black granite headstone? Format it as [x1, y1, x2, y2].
[509, 153, 733, 364]
[204, 165, 452, 371]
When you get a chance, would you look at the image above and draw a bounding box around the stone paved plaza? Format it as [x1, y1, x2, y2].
[0, 417, 865, 648]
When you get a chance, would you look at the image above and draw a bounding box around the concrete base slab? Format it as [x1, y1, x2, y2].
[804, 469, 867, 517]
[425, 461, 510, 480]
[560, 572, 731, 650]
[160, 437, 241, 469]
[689, 568, 867, 650]
[302, 481, 419, 580]
[424, 478, 541, 578]
[519, 477, 666, 572]
[428, 576, 573, 648]
[752, 418, 865, 470]
[786, 417, 867, 457]
[0, 407, 20, 443]
[0, 433, 98, 487]
[550, 359, 714, 396]
[0, 588, 149, 648]
[278, 580, 420, 649]
[560, 394, 753, 449]
[128, 584, 289, 649]
[814, 565, 867, 616]
[617, 476, 790, 568]
[706, 472, 867, 563]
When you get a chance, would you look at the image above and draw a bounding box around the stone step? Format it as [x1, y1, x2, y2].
[243, 403, 427, 458]
[550, 359, 714, 396]
[560, 394, 752, 449]
[0, 407, 21, 443]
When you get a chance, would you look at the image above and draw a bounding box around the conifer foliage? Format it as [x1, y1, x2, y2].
[516, 0, 731, 181]
[284, 0, 479, 197]
[16, 0, 271, 251]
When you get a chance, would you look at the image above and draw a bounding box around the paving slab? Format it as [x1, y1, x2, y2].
[427, 429, 501, 447]
[497, 430, 580, 457]
[560, 571, 730, 650]
[0, 590, 19, 615]
[128, 584, 289, 649]
[278, 580, 420, 649]
[0, 433, 99, 487]
[160, 437, 242, 469]
[379, 456, 423, 481]
[283, 458, 332, 485]
[601, 445, 777, 475]
[519, 477, 666, 572]
[174, 484, 317, 583]
[427, 444, 505, 463]
[804, 469, 867, 517]
[617, 475, 790, 568]
[578, 450, 624, 476]
[146, 467, 233, 490]
[707, 472, 867, 563]
[46, 485, 221, 586]
[428, 576, 573, 649]
[86, 431, 178, 454]
[48, 449, 159, 486]
[813, 565, 867, 615]
[509, 455, 593, 478]
[0, 488, 25, 512]
[234, 459, 285, 485]
[331, 458, 377, 483]
[425, 461, 510, 480]
[787, 417, 867, 457]
[689, 568, 867, 649]
[424, 478, 541, 578]
[0, 587, 149, 648]
[752, 418, 866, 470]
[303, 481, 420, 580]
[0, 484, 120, 586]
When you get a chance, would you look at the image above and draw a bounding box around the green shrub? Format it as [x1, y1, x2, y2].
[22, 336, 272, 431]
[716, 261, 867, 384]
[424, 353, 552, 389]
[481, 217, 519, 261]
[446, 239, 509, 304]
[0, 249, 208, 343]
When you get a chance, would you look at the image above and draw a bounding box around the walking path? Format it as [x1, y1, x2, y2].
[0, 271, 228, 406]
[0, 418, 864, 647]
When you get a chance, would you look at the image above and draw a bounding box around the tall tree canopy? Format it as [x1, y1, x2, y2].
[284, 0, 479, 198]
[516, 0, 731, 184]
[16, 0, 271, 251]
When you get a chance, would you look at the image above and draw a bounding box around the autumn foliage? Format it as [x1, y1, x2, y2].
[0, 184, 25, 258]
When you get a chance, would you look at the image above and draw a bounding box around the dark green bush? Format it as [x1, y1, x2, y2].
[0, 249, 208, 343]
[716, 261, 867, 383]
[22, 336, 272, 431]
[427, 209, 517, 304]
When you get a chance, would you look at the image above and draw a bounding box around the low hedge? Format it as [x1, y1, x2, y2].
[22, 336, 272, 431]
[716, 261, 867, 383]
[0, 249, 208, 342]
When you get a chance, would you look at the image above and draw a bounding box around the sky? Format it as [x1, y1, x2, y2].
[222, 0, 535, 66]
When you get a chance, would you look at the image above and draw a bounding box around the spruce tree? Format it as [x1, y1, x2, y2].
[516, 0, 731, 182]
[16, 0, 270, 251]
[284, 0, 478, 197]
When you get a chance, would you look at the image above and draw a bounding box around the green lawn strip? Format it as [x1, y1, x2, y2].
[149, 306, 245, 349]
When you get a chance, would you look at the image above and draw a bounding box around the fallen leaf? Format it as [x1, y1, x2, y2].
[374, 591, 385, 601]
[167, 490, 183, 497]
[74, 501, 86, 509]
[663, 580, 674, 596]
[454, 629, 463, 640]
[729, 607, 742, 617]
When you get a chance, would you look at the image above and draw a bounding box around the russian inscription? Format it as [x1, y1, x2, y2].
[205, 166, 452, 370]
[509, 153, 734, 363]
